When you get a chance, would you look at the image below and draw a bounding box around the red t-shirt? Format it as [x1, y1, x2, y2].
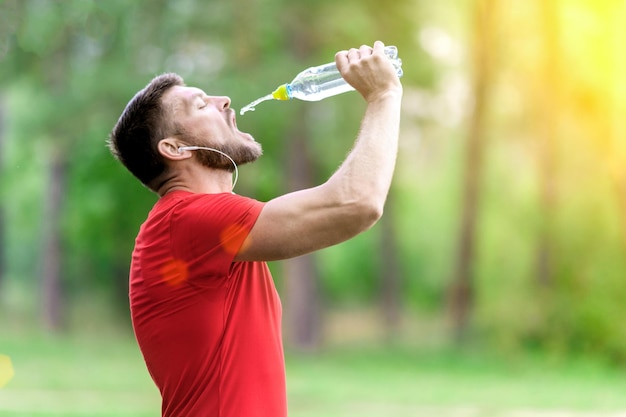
[130, 191, 286, 417]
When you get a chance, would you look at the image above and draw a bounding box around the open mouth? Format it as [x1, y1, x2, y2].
[228, 108, 255, 142]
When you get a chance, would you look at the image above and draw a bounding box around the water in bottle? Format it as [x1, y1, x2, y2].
[240, 46, 403, 115]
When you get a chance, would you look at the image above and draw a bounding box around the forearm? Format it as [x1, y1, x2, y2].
[328, 90, 403, 217]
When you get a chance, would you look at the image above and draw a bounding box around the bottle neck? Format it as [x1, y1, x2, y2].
[272, 84, 291, 100]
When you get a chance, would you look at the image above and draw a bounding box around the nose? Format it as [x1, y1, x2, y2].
[215, 96, 231, 110]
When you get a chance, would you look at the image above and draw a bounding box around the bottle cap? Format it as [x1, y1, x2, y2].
[272, 84, 290, 101]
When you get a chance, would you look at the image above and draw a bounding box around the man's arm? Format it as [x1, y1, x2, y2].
[235, 41, 403, 262]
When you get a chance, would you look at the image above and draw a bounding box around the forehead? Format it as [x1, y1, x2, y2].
[164, 85, 206, 106]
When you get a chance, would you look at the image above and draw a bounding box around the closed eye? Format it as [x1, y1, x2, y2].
[195, 96, 208, 109]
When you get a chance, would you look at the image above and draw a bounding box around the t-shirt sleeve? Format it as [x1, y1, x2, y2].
[169, 193, 265, 280]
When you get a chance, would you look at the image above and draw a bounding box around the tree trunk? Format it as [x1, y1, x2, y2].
[41, 150, 67, 331]
[283, 105, 321, 352]
[280, 8, 322, 352]
[535, 0, 560, 287]
[284, 254, 321, 352]
[448, 0, 495, 345]
[378, 198, 402, 342]
[0, 98, 6, 299]
[610, 4, 626, 255]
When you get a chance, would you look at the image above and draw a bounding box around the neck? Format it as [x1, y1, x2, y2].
[157, 164, 234, 196]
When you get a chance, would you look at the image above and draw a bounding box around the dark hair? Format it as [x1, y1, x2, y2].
[108, 73, 184, 191]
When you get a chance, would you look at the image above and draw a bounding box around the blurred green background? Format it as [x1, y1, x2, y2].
[1, 0, 626, 416]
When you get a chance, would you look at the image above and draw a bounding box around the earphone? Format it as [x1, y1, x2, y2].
[177, 146, 238, 191]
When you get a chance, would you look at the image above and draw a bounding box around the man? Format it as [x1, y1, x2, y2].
[108, 41, 402, 417]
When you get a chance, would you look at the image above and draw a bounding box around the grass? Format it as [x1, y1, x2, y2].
[0, 324, 160, 417]
[2, 321, 626, 417]
[287, 348, 626, 417]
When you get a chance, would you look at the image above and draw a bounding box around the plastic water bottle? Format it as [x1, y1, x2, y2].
[240, 46, 403, 115]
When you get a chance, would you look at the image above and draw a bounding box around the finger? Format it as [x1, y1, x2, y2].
[359, 44, 373, 57]
[347, 48, 360, 62]
[335, 49, 349, 69]
[372, 40, 385, 54]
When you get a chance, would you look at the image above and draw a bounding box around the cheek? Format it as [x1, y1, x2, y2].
[188, 118, 216, 136]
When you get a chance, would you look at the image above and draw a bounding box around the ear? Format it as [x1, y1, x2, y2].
[158, 138, 191, 161]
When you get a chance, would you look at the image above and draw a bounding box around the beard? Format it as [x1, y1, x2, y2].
[179, 131, 263, 172]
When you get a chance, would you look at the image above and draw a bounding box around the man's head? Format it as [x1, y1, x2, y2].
[108, 73, 262, 192]
[108, 73, 184, 191]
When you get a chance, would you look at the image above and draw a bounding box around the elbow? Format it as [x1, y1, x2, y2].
[366, 200, 385, 228]
[350, 198, 384, 233]
[326, 177, 388, 239]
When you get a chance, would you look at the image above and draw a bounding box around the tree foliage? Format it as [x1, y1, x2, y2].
[1, 0, 625, 362]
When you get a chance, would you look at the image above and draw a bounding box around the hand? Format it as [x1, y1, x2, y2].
[335, 41, 403, 103]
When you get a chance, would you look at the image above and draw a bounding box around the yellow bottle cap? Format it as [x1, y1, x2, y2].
[272, 84, 290, 101]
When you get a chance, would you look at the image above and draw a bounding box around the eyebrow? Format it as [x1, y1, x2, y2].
[169, 89, 205, 116]
[189, 92, 204, 101]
